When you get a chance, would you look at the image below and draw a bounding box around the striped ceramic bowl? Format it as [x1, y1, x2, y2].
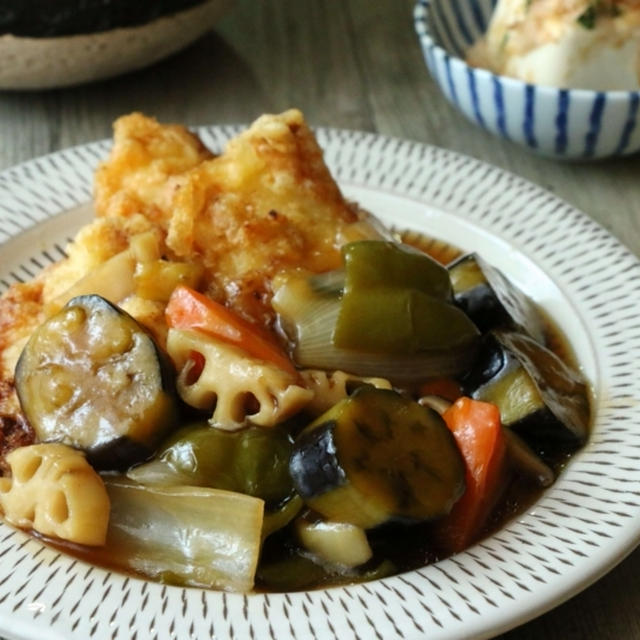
[414, 0, 640, 158]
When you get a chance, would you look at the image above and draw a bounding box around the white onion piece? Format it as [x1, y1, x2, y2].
[100, 478, 264, 592]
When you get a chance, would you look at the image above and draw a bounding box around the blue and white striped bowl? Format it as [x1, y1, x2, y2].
[414, 0, 640, 158]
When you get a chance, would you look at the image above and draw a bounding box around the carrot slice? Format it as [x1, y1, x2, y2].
[433, 397, 507, 553]
[166, 285, 297, 376]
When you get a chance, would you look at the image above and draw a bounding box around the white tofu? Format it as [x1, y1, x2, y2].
[467, 0, 640, 89]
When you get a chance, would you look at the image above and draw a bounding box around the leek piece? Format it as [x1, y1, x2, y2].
[272, 270, 477, 382]
[262, 494, 304, 539]
[127, 423, 294, 507]
[333, 241, 477, 352]
[309, 268, 345, 295]
[126, 458, 195, 486]
[101, 478, 264, 592]
[340, 241, 452, 299]
[333, 288, 479, 353]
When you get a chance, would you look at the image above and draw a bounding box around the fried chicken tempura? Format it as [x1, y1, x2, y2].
[95, 109, 379, 324]
[94, 112, 214, 222]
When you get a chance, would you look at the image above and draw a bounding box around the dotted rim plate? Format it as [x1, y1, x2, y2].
[0, 128, 639, 640]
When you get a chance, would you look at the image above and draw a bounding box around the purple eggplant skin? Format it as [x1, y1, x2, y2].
[459, 330, 590, 457]
[289, 421, 347, 500]
[447, 253, 545, 343]
[14, 294, 179, 471]
[288, 386, 466, 529]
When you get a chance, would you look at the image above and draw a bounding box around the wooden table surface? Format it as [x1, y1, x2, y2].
[0, 1, 639, 638]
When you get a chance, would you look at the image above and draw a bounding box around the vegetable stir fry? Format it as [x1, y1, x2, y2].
[2, 238, 590, 592]
[0, 111, 590, 593]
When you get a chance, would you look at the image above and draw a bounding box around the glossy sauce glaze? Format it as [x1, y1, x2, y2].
[21, 231, 591, 593]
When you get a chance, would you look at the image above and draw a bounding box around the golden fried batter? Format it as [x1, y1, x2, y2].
[95, 109, 379, 323]
[94, 111, 214, 223]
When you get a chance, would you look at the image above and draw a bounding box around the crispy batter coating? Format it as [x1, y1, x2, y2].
[95, 109, 378, 324]
[94, 111, 214, 223]
[0, 380, 34, 475]
[0, 281, 43, 435]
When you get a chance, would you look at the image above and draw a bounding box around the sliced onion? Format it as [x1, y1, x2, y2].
[98, 478, 264, 592]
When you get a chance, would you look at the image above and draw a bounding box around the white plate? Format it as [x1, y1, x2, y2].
[1, 128, 639, 640]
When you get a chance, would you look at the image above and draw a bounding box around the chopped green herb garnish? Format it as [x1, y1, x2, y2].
[577, 1, 622, 29]
[577, 4, 597, 29]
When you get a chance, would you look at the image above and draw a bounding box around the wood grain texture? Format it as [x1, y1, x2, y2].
[0, 1, 639, 638]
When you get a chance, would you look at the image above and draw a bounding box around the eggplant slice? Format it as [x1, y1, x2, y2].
[448, 253, 545, 343]
[460, 331, 590, 455]
[289, 386, 466, 529]
[15, 294, 177, 470]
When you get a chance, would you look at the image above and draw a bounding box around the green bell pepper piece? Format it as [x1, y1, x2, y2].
[155, 423, 295, 506]
[333, 288, 479, 352]
[341, 241, 452, 299]
[333, 241, 478, 353]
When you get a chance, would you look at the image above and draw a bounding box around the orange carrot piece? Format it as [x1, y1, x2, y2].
[166, 285, 297, 376]
[433, 397, 507, 553]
